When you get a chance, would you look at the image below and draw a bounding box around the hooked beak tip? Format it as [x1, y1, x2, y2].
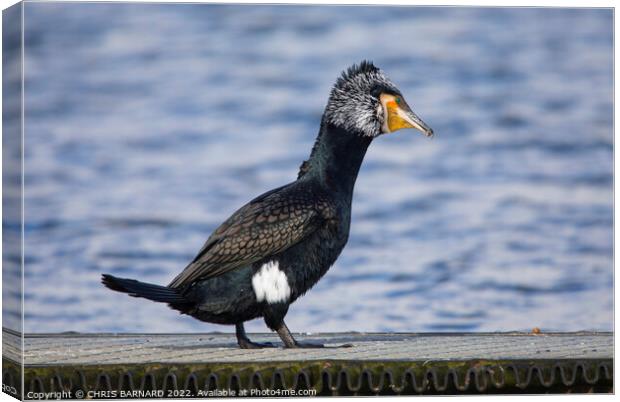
[401, 109, 433, 138]
[412, 122, 434, 138]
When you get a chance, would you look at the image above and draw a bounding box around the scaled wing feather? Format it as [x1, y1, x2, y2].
[168, 186, 326, 288]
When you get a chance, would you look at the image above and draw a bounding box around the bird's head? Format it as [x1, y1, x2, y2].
[324, 61, 434, 138]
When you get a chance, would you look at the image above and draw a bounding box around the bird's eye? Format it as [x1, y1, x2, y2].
[395, 97, 401, 104]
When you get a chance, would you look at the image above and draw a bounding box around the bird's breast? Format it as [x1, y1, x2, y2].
[275, 217, 349, 301]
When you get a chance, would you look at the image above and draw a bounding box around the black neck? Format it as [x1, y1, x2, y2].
[301, 121, 372, 198]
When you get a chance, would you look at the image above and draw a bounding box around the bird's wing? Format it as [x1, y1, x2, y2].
[168, 185, 332, 289]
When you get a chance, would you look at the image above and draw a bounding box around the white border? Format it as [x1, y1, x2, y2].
[0, 2, 615, 402]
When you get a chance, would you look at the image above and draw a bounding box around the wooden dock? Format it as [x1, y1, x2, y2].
[2, 328, 613, 397]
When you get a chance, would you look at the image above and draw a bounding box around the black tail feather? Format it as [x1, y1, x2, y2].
[101, 274, 188, 304]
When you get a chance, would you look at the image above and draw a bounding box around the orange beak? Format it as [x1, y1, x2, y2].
[381, 94, 433, 137]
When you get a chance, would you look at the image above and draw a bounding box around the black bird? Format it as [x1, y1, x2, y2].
[102, 61, 433, 349]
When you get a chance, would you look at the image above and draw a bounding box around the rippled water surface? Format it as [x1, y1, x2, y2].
[9, 4, 613, 333]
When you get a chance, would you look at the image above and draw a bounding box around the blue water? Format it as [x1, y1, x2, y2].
[11, 4, 613, 333]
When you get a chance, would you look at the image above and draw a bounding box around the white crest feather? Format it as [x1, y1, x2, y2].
[323, 61, 398, 137]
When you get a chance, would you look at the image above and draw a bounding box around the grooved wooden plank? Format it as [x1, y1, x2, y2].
[3, 329, 612, 365]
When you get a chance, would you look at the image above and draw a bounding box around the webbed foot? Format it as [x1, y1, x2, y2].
[275, 322, 354, 349]
[238, 339, 276, 349]
[236, 323, 275, 349]
[289, 342, 354, 349]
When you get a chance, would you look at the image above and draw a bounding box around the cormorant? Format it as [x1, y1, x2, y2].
[102, 61, 433, 349]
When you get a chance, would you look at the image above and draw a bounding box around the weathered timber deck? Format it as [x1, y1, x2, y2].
[1, 328, 613, 397]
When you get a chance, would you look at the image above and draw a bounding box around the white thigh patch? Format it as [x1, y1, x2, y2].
[252, 261, 291, 304]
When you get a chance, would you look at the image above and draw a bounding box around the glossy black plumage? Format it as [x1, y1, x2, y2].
[102, 61, 432, 348]
[167, 182, 335, 288]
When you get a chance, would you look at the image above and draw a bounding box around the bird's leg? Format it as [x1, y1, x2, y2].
[275, 321, 325, 348]
[235, 323, 275, 349]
